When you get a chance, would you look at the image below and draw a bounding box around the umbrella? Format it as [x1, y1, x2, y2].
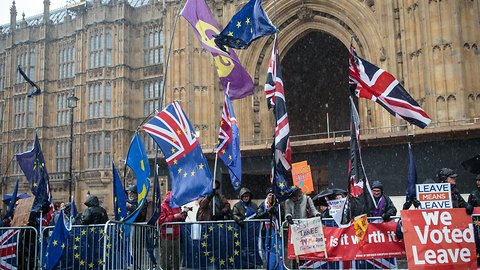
[2, 193, 31, 203]
[462, 154, 480, 174]
[313, 189, 334, 201]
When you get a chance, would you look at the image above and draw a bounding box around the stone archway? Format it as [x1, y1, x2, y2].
[282, 31, 350, 137]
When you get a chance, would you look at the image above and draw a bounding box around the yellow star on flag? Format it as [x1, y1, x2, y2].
[210, 257, 216, 263]
[178, 168, 182, 174]
[74, 253, 80, 259]
[228, 32, 234, 37]
[53, 240, 58, 246]
[236, 21, 242, 28]
[199, 163, 204, 169]
[191, 170, 195, 176]
[171, 148, 176, 153]
[246, 17, 251, 24]
[33, 183, 38, 187]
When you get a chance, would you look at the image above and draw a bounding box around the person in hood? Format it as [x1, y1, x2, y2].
[196, 180, 231, 221]
[468, 174, 480, 207]
[284, 187, 319, 225]
[81, 195, 109, 225]
[368, 180, 397, 222]
[125, 184, 148, 222]
[232, 187, 258, 225]
[158, 191, 190, 270]
[437, 168, 473, 214]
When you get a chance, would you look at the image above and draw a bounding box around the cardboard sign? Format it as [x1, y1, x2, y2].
[287, 222, 405, 261]
[416, 183, 452, 209]
[290, 217, 326, 256]
[328, 198, 346, 217]
[401, 209, 476, 270]
[292, 161, 314, 194]
[11, 196, 35, 227]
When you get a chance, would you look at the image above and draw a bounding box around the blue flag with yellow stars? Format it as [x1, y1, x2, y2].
[143, 101, 213, 208]
[113, 162, 127, 221]
[214, 0, 276, 51]
[180, 222, 263, 269]
[43, 211, 69, 270]
[125, 132, 151, 222]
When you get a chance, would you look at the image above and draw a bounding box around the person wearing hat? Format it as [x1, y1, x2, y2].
[126, 184, 148, 222]
[232, 187, 259, 225]
[468, 174, 480, 207]
[196, 180, 231, 221]
[368, 180, 397, 222]
[256, 187, 284, 270]
[436, 168, 473, 214]
[81, 195, 109, 225]
[284, 187, 319, 225]
[256, 187, 281, 220]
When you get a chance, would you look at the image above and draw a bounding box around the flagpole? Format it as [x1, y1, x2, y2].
[212, 149, 219, 217]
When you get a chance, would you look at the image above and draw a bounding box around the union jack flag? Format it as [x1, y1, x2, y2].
[265, 35, 294, 201]
[0, 229, 19, 270]
[264, 35, 278, 110]
[143, 101, 213, 208]
[349, 46, 431, 128]
[301, 258, 398, 269]
[216, 90, 242, 190]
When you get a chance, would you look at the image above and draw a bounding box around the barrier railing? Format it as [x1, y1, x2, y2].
[2, 213, 479, 269]
[0, 226, 38, 270]
[160, 219, 269, 270]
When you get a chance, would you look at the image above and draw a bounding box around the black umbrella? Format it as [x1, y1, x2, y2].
[462, 154, 480, 174]
[313, 189, 334, 201]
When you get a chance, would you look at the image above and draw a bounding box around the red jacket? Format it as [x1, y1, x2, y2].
[158, 191, 184, 239]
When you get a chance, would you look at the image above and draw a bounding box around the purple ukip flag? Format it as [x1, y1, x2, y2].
[181, 0, 254, 100]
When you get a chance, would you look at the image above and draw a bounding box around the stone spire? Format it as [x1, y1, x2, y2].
[10, 1, 17, 29]
[44, 0, 50, 24]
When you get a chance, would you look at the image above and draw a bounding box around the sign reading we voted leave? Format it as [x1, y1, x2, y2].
[401, 209, 476, 270]
[416, 183, 452, 209]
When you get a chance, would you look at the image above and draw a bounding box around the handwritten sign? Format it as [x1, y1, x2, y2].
[292, 161, 314, 194]
[290, 217, 326, 256]
[328, 198, 346, 217]
[416, 183, 452, 209]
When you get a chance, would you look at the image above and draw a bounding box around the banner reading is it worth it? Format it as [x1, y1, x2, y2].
[287, 222, 405, 261]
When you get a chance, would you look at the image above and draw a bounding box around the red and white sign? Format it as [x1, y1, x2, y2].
[401, 209, 477, 270]
[287, 222, 405, 261]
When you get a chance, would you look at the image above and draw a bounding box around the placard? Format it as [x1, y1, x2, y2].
[290, 217, 326, 256]
[416, 183, 452, 209]
[292, 161, 314, 194]
[11, 196, 35, 227]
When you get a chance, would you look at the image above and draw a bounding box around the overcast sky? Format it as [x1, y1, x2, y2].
[0, 0, 66, 26]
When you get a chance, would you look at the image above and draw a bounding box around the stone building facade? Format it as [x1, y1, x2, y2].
[0, 0, 479, 214]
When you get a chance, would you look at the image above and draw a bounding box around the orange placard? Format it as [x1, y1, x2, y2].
[401, 209, 477, 270]
[292, 161, 314, 194]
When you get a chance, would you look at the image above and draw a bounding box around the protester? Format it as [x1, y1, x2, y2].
[81, 195, 109, 225]
[64, 202, 81, 225]
[158, 191, 190, 270]
[314, 197, 331, 219]
[256, 187, 284, 269]
[50, 201, 65, 225]
[196, 180, 231, 221]
[126, 184, 148, 222]
[285, 187, 319, 225]
[468, 174, 480, 207]
[436, 168, 474, 214]
[368, 180, 397, 221]
[232, 187, 259, 225]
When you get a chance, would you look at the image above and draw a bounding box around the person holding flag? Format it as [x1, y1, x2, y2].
[368, 181, 397, 222]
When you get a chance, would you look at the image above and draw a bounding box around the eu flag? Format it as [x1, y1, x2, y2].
[214, 0, 276, 51]
[43, 211, 69, 270]
[125, 132, 150, 222]
[143, 101, 213, 208]
[112, 162, 127, 221]
[15, 132, 45, 195]
[4, 180, 19, 220]
[216, 92, 242, 190]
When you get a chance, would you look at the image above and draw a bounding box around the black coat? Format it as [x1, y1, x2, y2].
[81, 196, 109, 225]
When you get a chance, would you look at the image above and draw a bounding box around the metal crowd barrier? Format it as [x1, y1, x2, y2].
[159, 219, 270, 270]
[39, 222, 158, 270]
[0, 226, 38, 270]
